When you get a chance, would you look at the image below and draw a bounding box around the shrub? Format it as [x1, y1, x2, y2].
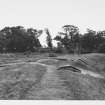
[97, 43, 105, 53]
[48, 53, 57, 57]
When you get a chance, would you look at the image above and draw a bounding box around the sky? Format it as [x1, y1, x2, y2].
[0, 0, 105, 46]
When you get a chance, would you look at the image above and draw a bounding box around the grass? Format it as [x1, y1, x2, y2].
[0, 53, 104, 99]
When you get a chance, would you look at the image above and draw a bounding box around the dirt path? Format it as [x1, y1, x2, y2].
[24, 59, 71, 99]
[79, 67, 104, 78]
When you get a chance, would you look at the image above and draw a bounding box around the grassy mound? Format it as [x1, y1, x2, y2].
[71, 53, 105, 75]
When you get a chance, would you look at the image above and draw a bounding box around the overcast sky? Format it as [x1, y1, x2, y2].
[0, 0, 105, 45]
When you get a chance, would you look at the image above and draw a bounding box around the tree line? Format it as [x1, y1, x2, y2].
[0, 25, 105, 54]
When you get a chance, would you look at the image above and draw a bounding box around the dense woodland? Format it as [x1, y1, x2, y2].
[0, 25, 105, 54]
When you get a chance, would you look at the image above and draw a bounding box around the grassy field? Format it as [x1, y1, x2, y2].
[0, 53, 105, 100]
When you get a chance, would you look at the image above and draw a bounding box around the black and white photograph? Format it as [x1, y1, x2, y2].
[0, 0, 105, 101]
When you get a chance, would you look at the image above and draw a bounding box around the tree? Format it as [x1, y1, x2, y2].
[27, 28, 43, 51]
[0, 31, 8, 52]
[80, 29, 105, 53]
[54, 25, 80, 53]
[0, 26, 43, 52]
[45, 28, 53, 51]
[81, 29, 97, 53]
[6, 26, 30, 52]
[0, 27, 14, 52]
